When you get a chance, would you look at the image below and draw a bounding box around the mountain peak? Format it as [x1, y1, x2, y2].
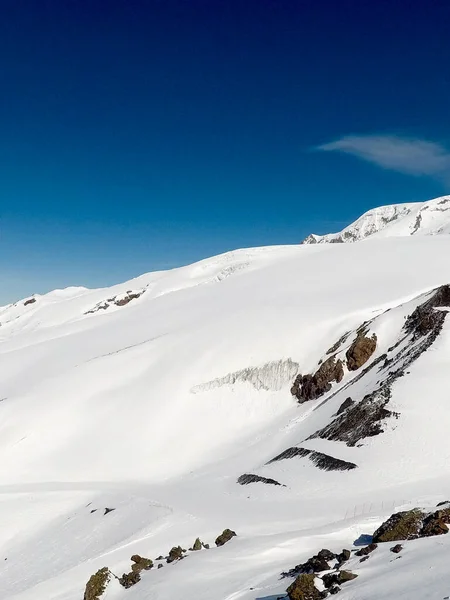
[302, 195, 450, 244]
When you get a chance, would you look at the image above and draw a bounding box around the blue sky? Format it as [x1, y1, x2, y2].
[1, 0, 450, 303]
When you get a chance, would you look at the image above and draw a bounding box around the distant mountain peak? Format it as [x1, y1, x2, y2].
[302, 195, 450, 244]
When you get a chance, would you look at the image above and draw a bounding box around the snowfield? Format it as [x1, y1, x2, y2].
[2, 204, 450, 599]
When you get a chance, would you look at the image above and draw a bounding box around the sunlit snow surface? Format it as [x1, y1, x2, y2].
[1, 236, 450, 599]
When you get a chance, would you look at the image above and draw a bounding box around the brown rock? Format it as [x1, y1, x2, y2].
[346, 333, 377, 371]
[287, 573, 322, 600]
[84, 567, 111, 600]
[292, 356, 344, 403]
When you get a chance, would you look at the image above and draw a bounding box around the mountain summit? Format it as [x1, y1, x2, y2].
[302, 195, 450, 244]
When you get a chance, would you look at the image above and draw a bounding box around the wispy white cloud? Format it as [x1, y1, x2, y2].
[316, 134, 450, 178]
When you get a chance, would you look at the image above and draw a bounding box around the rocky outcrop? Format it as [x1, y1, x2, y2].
[24, 297, 36, 306]
[190, 538, 202, 551]
[287, 573, 323, 600]
[355, 543, 377, 557]
[84, 567, 111, 600]
[310, 386, 397, 447]
[237, 473, 283, 486]
[167, 546, 185, 563]
[390, 544, 403, 553]
[291, 356, 344, 403]
[372, 507, 450, 543]
[346, 333, 377, 371]
[215, 529, 236, 547]
[267, 447, 357, 471]
[119, 571, 141, 589]
[130, 554, 153, 573]
[336, 397, 354, 415]
[322, 571, 358, 588]
[283, 549, 337, 577]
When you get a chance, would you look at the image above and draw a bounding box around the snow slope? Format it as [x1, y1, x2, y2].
[302, 194, 450, 243]
[2, 236, 450, 599]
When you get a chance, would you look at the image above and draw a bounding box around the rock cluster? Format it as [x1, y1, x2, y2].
[373, 506, 450, 542]
[291, 356, 344, 403]
[284, 547, 357, 600]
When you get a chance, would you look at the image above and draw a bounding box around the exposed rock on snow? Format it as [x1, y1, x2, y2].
[237, 473, 283, 486]
[286, 573, 323, 600]
[310, 387, 395, 447]
[291, 356, 344, 403]
[302, 195, 450, 244]
[282, 548, 339, 577]
[118, 571, 141, 589]
[83, 567, 111, 600]
[130, 555, 153, 573]
[267, 447, 357, 471]
[85, 289, 146, 314]
[215, 529, 237, 547]
[345, 333, 377, 371]
[167, 546, 185, 563]
[191, 358, 299, 393]
[355, 543, 378, 557]
[372, 506, 450, 543]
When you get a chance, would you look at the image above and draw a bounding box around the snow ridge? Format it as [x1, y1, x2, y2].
[302, 195, 450, 243]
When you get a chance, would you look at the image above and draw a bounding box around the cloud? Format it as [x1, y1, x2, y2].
[316, 134, 450, 178]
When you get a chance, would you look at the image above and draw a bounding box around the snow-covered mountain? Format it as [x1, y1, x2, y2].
[302, 194, 450, 243]
[2, 227, 450, 599]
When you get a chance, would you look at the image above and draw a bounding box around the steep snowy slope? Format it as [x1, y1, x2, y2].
[302, 195, 450, 243]
[2, 236, 450, 599]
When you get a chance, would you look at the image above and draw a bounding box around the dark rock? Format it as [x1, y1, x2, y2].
[158, 563, 163, 569]
[404, 285, 450, 339]
[282, 550, 336, 578]
[372, 509, 425, 543]
[317, 549, 336, 562]
[355, 543, 377, 557]
[436, 501, 450, 507]
[237, 473, 283, 486]
[359, 556, 369, 563]
[346, 334, 377, 371]
[329, 585, 341, 595]
[390, 544, 403, 554]
[156, 555, 164, 561]
[291, 356, 344, 403]
[104, 507, 115, 515]
[24, 298, 36, 306]
[167, 546, 184, 563]
[119, 571, 141, 589]
[421, 514, 449, 538]
[326, 332, 350, 355]
[336, 549, 351, 566]
[287, 573, 322, 600]
[336, 397, 354, 415]
[84, 567, 110, 600]
[115, 291, 144, 306]
[202, 542, 210, 549]
[310, 387, 394, 447]
[267, 447, 357, 471]
[215, 529, 237, 547]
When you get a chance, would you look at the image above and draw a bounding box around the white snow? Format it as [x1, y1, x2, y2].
[1, 230, 450, 599]
[302, 195, 450, 243]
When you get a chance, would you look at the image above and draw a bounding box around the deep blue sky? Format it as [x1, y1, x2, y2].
[1, 0, 450, 302]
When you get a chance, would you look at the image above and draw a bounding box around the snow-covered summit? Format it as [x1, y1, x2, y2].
[302, 195, 450, 244]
